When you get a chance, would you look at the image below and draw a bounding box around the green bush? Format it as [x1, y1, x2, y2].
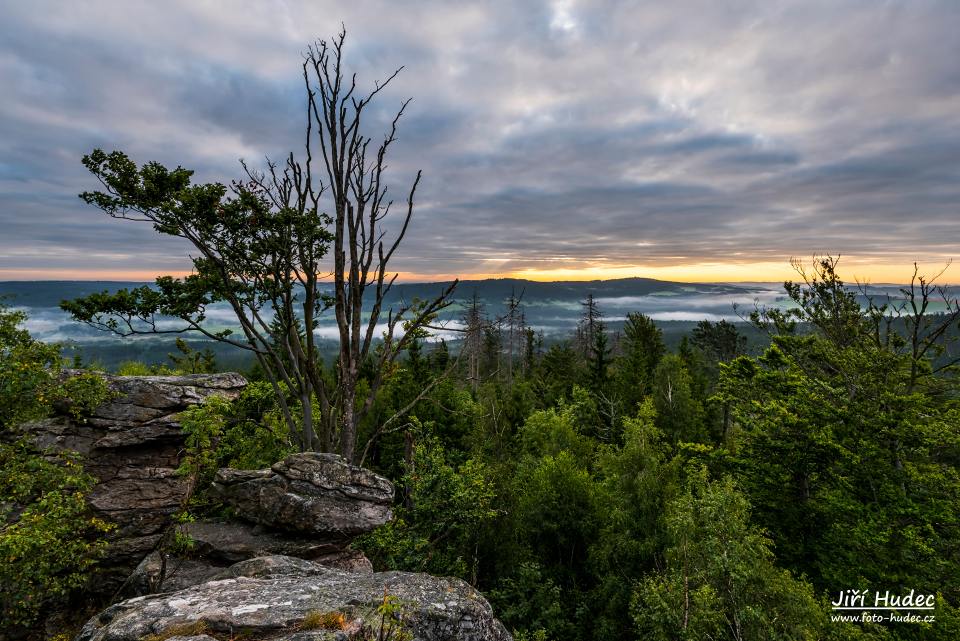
[631, 473, 827, 641]
[359, 437, 497, 579]
[0, 440, 113, 627]
[0, 304, 114, 628]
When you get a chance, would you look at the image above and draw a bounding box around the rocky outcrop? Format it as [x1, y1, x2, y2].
[127, 453, 392, 595]
[77, 555, 512, 641]
[21, 372, 247, 587]
[18, 374, 511, 639]
[212, 452, 395, 536]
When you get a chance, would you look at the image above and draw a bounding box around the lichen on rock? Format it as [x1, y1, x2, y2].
[76, 555, 512, 641]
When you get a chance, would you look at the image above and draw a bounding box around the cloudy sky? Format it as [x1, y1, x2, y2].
[1, 0, 958, 283]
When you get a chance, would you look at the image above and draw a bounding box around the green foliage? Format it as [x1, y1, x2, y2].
[0, 441, 113, 627]
[63, 145, 338, 452]
[691, 319, 747, 363]
[631, 473, 828, 641]
[718, 264, 960, 605]
[0, 305, 65, 428]
[615, 312, 664, 409]
[371, 593, 415, 641]
[175, 382, 297, 516]
[359, 437, 497, 579]
[215, 381, 297, 470]
[536, 342, 584, 407]
[518, 393, 594, 461]
[165, 383, 296, 565]
[168, 337, 217, 373]
[176, 395, 231, 482]
[587, 401, 680, 639]
[9, 260, 960, 639]
[354, 261, 960, 640]
[59, 371, 114, 421]
[652, 354, 704, 443]
[512, 450, 600, 589]
[489, 563, 564, 641]
[116, 360, 177, 376]
[0, 304, 116, 629]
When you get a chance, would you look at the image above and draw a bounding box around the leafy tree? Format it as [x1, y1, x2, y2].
[652, 354, 703, 443]
[719, 257, 960, 607]
[512, 450, 601, 600]
[0, 305, 113, 628]
[632, 474, 828, 641]
[518, 395, 595, 462]
[691, 319, 747, 363]
[588, 400, 681, 641]
[489, 562, 565, 641]
[0, 443, 113, 628]
[214, 381, 298, 470]
[358, 437, 497, 581]
[614, 312, 664, 409]
[588, 326, 612, 393]
[61, 29, 454, 460]
[167, 337, 216, 374]
[115, 360, 176, 376]
[536, 342, 584, 407]
[1, 306, 66, 428]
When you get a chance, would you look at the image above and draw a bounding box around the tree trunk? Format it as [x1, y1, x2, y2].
[340, 384, 357, 462]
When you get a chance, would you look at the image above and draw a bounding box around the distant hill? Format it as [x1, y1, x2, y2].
[0, 277, 761, 309]
[0, 278, 943, 372]
[0, 278, 790, 370]
[393, 277, 750, 303]
[0, 281, 154, 308]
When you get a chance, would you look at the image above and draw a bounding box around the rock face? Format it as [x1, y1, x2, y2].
[181, 520, 373, 568]
[212, 452, 395, 536]
[127, 520, 374, 595]
[128, 453, 394, 596]
[77, 555, 512, 641]
[21, 372, 248, 587]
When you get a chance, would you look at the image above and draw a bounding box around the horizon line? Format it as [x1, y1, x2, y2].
[0, 276, 949, 288]
[2, 258, 957, 287]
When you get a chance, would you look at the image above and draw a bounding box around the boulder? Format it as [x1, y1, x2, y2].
[76, 555, 512, 641]
[212, 452, 394, 536]
[126, 521, 373, 596]
[20, 372, 247, 589]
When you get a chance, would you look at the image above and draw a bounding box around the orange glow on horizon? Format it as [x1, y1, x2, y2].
[501, 258, 960, 285]
[2, 258, 957, 285]
[0, 268, 196, 282]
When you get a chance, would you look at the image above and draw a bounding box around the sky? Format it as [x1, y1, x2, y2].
[1, 0, 958, 284]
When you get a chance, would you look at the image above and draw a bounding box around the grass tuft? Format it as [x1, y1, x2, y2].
[299, 610, 348, 631]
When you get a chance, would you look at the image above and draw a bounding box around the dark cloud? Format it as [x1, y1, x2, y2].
[1, 0, 959, 279]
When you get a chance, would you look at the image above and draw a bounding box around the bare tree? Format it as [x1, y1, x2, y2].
[462, 292, 488, 392]
[64, 27, 455, 462]
[296, 30, 457, 459]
